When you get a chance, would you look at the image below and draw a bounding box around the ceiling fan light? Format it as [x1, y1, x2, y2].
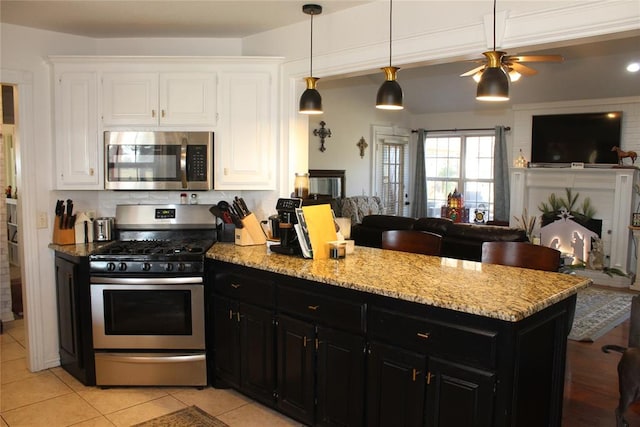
[300, 77, 323, 114]
[476, 67, 509, 101]
[376, 66, 404, 110]
[508, 69, 521, 82]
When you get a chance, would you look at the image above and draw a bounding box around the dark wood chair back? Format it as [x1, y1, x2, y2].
[481, 241, 561, 272]
[381, 230, 442, 256]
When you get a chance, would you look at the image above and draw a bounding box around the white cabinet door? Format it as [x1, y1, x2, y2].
[160, 72, 217, 126]
[102, 73, 159, 126]
[55, 71, 102, 189]
[102, 72, 216, 127]
[215, 69, 276, 190]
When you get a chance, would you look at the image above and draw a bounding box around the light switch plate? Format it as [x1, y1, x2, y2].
[36, 211, 48, 229]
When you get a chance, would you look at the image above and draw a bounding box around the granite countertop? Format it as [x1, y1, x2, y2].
[49, 241, 115, 257]
[207, 243, 591, 322]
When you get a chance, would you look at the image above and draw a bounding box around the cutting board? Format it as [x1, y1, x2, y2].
[301, 204, 337, 260]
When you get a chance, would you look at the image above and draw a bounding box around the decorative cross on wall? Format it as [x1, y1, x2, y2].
[357, 137, 368, 158]
[313, 121, 332, 152]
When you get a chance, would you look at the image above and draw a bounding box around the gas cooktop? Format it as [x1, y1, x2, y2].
[92, 239, 214, 257]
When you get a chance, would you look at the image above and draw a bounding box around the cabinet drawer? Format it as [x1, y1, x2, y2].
[278, 286, 365, 334]
[369, 307, 498, 369]
[214, 272, 275, 308]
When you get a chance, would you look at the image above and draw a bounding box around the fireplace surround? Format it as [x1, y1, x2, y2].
[510, 167, 638, 287]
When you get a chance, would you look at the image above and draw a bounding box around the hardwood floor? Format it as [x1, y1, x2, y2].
[563, 318, 640, 426]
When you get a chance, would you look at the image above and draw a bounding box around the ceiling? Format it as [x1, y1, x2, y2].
[1, 1, 638, 114]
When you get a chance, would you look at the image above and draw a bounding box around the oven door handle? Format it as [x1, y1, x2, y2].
[90, 277, 202, 285]
[180, 137, 188, 189]
[96, 352, 206, 364]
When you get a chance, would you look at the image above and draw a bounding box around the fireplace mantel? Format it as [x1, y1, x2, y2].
[510, 167, 638, 287]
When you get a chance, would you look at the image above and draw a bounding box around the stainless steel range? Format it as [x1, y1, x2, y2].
[89, 204, 216, 387]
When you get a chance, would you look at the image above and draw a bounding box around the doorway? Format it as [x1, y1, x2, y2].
[1, 84, 22, 326]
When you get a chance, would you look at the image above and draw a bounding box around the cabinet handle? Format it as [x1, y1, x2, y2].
[231, 283, 241, 289]
[417, 332, 430, 340]
[307, 305, 320, 311]
[236, 312, 241, 322]
[303, 336, 309, 347]
[161, 109, 166, 118]
[412, 368, 421, 382]
[152, 109, 156, 118]
[427, 372, 433, 385]
[228, 309, 233, 320]
[89, 168, 94, 176]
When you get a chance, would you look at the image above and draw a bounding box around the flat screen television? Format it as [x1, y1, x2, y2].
[530, 111, 623, 166]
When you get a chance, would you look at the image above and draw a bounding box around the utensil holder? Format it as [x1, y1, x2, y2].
[53, 220, 75, 245]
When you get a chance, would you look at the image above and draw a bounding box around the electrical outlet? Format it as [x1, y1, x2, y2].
[36, 211, 48, 229]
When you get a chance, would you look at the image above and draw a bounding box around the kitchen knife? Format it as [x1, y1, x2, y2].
[55, 200, 64, 228]
[65, 199, 73, 228]
[238, 197, 251, 216]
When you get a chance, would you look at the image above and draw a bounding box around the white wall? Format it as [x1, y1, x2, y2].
[307, 80, 411, 197]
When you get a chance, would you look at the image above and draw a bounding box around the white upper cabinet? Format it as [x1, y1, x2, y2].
[54, 70, 102, 189]
[215, 64, 278, 190]
[102, 71, 217, 127]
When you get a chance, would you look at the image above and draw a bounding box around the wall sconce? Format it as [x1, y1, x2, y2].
[357, 137, 368, 158]
[313, 121, 332, 152]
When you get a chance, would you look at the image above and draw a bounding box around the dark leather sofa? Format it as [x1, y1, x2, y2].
[351, 215, 528, 261]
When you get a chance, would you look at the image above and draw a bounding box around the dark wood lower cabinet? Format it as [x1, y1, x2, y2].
[54, 253, 95, 385]
[426, 357, 495, 427]
[366, 341, 427, 427]
[213, 296, 275, 406]
[276, 315, 316, 425]
[209, 259, 575, 427]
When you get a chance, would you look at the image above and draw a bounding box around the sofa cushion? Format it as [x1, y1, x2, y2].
[361, 215, 416, 230]
[447, 223, 527, 242]
[414, 217, 453, 235]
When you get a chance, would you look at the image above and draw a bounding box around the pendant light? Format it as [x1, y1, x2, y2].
[376, 0, 403, 110]
[476, 0, 509, 101]
[299, 4, 323, 115]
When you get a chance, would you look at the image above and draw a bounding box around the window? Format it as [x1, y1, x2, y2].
[424, 133, 495, 220]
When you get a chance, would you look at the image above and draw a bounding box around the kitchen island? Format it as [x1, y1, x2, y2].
[206, 243, 590, 427]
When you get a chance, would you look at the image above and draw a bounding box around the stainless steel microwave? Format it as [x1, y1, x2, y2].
[104, 131, 213, 190]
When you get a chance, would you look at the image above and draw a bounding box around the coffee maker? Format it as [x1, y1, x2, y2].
[270, 198, 303, 255]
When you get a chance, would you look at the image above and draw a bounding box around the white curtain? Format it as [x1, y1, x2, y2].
[411, 129, 427, 218]
[493, 125, 510, 221]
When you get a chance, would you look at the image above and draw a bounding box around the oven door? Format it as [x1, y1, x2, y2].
[90, 277, 205, 350]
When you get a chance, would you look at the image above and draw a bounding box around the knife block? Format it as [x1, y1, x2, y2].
[53, 220, 76, 245]
[234, 213, 267, 246]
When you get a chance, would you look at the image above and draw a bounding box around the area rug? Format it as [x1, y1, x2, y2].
[568, 286, 634, 342]
[132, 406, 228, 427]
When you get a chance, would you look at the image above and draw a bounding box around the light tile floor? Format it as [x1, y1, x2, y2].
[1, 319, 302, 426]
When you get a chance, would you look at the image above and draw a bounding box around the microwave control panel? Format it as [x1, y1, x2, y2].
[186, 145, 208, 182]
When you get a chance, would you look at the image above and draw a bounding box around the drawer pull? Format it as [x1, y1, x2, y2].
[231, 283, 241, 289]
[417, 332, 430, 340]
[307, 305, 320, 311]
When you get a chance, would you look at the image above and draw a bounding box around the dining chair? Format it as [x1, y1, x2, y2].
[381, 230, 442, 256]
[481, 241, 561, 272]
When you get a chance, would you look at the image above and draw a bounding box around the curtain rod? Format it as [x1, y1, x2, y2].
[411, 126, 510, 133]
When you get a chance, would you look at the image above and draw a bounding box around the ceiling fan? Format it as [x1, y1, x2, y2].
[461, 0, 563, 85]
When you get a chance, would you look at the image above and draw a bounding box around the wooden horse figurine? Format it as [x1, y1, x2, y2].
[612, 146, 638, 165]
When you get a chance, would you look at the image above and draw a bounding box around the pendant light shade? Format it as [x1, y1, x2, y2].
[376, 0, 403, 110]
[299, 4, 323, 115]
[476, 0, 509, 102]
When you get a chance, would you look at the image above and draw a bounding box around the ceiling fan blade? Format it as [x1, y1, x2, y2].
[506, 54, 564, 63]
[508, 62, 538, 76]
[460, 64, 486, 77]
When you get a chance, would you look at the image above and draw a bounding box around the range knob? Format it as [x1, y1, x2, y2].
[107, 262, 116, 272]
[142, 263, 152, 272]
[118, 263, 127, 272]
[165, 263, 174, 272]
[177, 263, 186, 272]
